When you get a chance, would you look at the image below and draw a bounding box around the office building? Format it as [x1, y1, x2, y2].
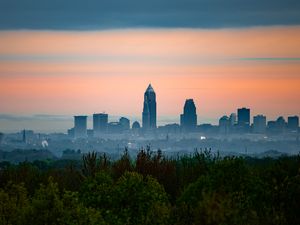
[67, 128, 74, 138]
[219, 116, 230, 134]
[276, 116, 286, 133]
[142, 84, 157, 129]
[107, 122, 123, 133]
[229, 113, 237, 127]
[93, 113, 108, 136]
[268, 117, 286, 133]
[74, 116, 87, 138]
[132, 121, 141, 129]
[238, 107, 250, 127]
[180, 99, 197, 131]
[253, 115, 267, 133]
[119, 117, 130, 130]
[267, 121, 276, 133]
[288, 116, 299, 131]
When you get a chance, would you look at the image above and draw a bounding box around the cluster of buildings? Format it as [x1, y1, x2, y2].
[68, 114, 132, 139]
[218, 109, 299, 135]
[69, 84, 299, 139]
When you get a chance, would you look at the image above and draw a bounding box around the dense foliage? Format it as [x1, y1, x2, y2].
[0, 148, 299, 225]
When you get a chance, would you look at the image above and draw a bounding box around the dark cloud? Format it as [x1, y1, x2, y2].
[0, 0, 299, 29]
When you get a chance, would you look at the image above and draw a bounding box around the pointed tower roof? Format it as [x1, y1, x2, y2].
[145, 84, 154, 93]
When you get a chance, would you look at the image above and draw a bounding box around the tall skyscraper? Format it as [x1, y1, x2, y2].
[237, 107, 250, 127]
[142, 84, 157, 129]
[253, 115, 267, 133]
[93, 113, 108, 136]
[74, 116, 87, 138]
[180, 99, 197, 131]
[287, 116, 299, 131]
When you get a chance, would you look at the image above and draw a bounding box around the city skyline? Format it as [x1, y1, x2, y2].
[67, 87, 299, 138]
[0, 1, 300, 133]
[0, 82, 298, 133]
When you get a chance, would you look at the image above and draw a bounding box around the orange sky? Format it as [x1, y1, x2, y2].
[0, 27, 300, 126]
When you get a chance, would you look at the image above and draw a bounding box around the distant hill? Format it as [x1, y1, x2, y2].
[0, 149, 57, 164]
[256, 149, 288, 158]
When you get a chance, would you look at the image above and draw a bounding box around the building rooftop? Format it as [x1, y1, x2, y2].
[145, 84, 154, 93]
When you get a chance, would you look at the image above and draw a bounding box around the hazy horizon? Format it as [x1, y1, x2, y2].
[0, 109, 298, 133]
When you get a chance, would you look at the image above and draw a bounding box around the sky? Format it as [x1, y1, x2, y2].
[0, 0, 300, 132]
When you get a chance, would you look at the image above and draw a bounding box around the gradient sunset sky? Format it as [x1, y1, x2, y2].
[0, 0, 300, 132]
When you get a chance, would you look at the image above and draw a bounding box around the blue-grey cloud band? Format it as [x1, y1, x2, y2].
[0, 0, 300, 29]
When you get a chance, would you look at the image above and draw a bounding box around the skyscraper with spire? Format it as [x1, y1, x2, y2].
[142, 84, 157, 129]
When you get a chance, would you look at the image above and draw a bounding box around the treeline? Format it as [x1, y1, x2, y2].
[0, 147, 300, 225]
